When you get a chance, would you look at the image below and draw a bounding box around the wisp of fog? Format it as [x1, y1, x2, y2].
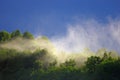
[51, 18, 120, 53]
[0, 17, 120, 65]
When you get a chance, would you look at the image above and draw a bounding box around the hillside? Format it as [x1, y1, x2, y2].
[0, 30, 120, 80]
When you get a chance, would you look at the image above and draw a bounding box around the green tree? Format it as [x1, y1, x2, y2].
[49, 60, 57, 67]
[23, 31, 34, 39]
[96, 58, 120, 80]
[85, 56, 102, 73]
[0, 31, 11, 42]
[11, 30, 22, 38]
[60, 59, 76, 67]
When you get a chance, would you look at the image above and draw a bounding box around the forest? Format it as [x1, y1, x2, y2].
[0, 30, 120, 80]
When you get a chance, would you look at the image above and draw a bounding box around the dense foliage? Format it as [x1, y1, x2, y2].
[0, 48, 119, 80]
[11, 30, 22, 38]
[0, 30, 34, 42]
[0, 31, 11, 42]
[0, 30, 120, 80]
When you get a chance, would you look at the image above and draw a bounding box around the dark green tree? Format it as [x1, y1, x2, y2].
[85, 56, 102, 73]
[60, 59, 76, 67]
[96, 58, 120, 80]
[23, 31, 34, 39]
[11, 30, 22, 38]
[0, 31, 11, 42]
[49, 60, 57, 67]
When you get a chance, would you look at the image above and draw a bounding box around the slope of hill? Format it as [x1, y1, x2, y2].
[0, 30, 120, 80]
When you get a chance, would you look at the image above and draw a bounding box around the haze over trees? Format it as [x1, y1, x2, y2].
[0, 30, 120, 80]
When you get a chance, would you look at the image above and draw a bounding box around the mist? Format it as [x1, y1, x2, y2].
[51, 18, 120, 53]
[0, 37, 54, 52]
[0, 17, 120, 65]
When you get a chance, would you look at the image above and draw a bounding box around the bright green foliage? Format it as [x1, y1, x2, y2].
[0, 31, 11, 42]
[23, 31, 34, 39]
[11, 30, 22, 38]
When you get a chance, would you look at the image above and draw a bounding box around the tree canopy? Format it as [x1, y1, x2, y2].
[23, 31, 34, 39]
[0, 31, 11, 42]
[0, 30, 34, 42]
[11, 30, 22, 38]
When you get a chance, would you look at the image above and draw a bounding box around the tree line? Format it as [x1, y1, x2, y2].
[0, 30, 34, 42]
[0, 48, 120, 80]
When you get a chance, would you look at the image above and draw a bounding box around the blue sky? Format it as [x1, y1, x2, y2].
[0, 0, 120, 37]
[1, 0, 120, 53]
